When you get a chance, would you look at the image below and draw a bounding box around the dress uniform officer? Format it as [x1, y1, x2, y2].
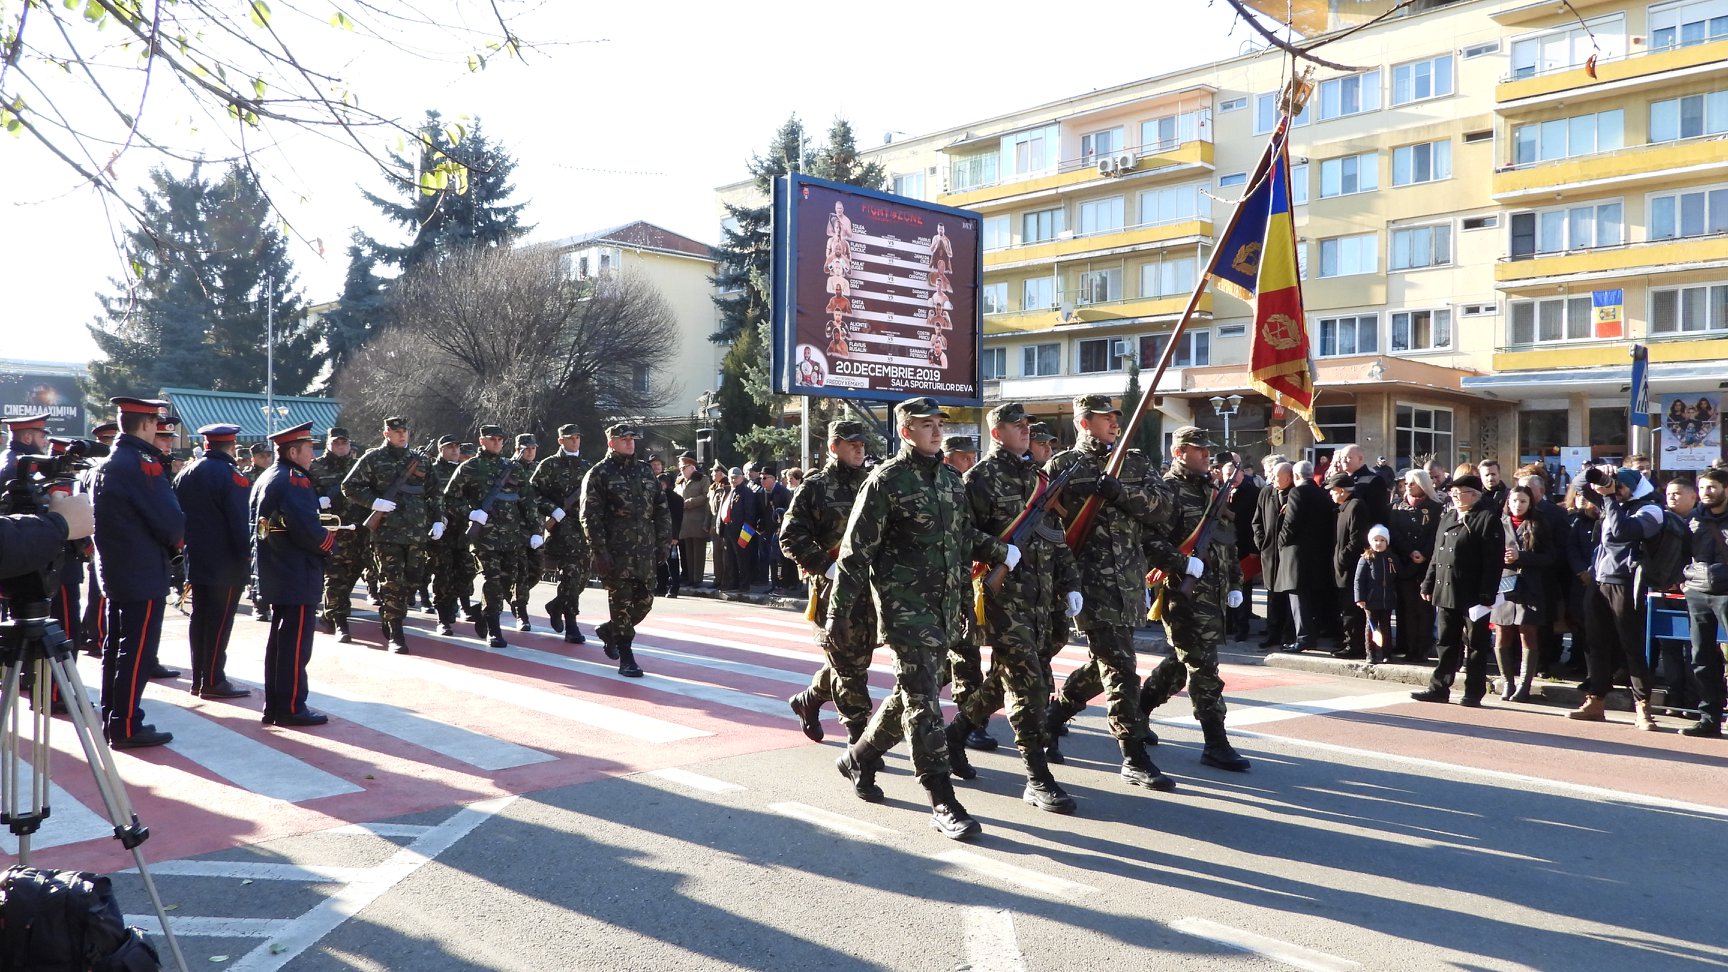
[90, 397, 186, 749]
[252, 421, 334, 727]
[90, 421, 119, 448]
[580, 424, 671, 677]
[2, 413, 51, 480]
[172, 423, 253, 699]
[80, 424, 118, 655]
[310, 426, 366, 643]
[342, 417, 440, 652]
[531, 424, 592, 644]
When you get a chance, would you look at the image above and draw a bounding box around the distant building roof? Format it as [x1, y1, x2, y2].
[547, 220, 716, 261]
[160, 387, 342, 443]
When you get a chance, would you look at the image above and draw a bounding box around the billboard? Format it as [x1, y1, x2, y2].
[0, 370, 84, 437]
[772, 172, 983, 406]
[1661, 393, 1721, 470]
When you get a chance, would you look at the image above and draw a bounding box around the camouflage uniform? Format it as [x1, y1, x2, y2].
[425, 439, 473, 630]
[342, 420, 439, 651]
[781, 421, 875, 742]
[531, 425, 593, 644]
[308, 430, 367, 637]
[580, 424, 672, 676]
[509, 435, 542, 626]
[444, 430, 539, 645]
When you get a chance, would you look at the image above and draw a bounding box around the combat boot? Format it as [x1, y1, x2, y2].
[1119, 737, 1175, 792]
[965, 717, 1000, 752]
[1633, 698, 1658, 731]
[460, 597, 480, 623]
[787, 689, 826, 742]
[386, 619, 409, 654]
[316, 614, 335, 636]
[921, 774, 981, 841]
[943, 716, 978, 781]
[596, 621, 620, 660]
[546, 596, 567, 633]
[617, 642, 644, 678]
[1020, 747, 1077, 815]
[835, 740, 885, 803]
[435, 602, 455, 637]
[1567, 694, 1607, 721]
[513, 603, 531, 632]
[1043, 698, 1079, 764]
[845, 722, 866, 746]
[1199, 717, 1252, 772]
[485, 612, 507, 649]
[334, 618, 353, 644]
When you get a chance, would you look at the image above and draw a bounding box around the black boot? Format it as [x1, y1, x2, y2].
[386, 618, 409, 654]
[1199, 718, 1251, 772]
[944, 716, 977, 781]
[617, 643, 644, 678]
[473, 610, 488, 640]
[546, 596, 566, 633]
[1682, 710, 1724, 738]
[922, 773, 981, 841]
[965, 717, 1000, 751]
[460, 597, 480, 623]
[596, 621, 619, 660]
[1043, 699, 1077, 764]
[1021, 747, 1077, 815]
[1119, 737, 1175, 791]
[485, 612, 508, 649]
[513, 603, 530, 632]
[788, 689, 825, 742]
[334, 618, 352, 644]
[835, 740, 885, 803]
[435, 602, 455, 637]
[845, 722, 866, 746]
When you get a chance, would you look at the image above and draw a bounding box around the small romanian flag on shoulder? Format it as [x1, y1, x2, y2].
[738, 522, 756, 548]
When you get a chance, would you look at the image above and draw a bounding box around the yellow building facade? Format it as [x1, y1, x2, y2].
[717, 0, 1728, 472]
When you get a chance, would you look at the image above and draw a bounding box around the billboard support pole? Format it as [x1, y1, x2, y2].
[264, 274, 276, 437]
[800, 398, 811, 471]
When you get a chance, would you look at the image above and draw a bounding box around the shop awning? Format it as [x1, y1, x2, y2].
[161, 387, 343, 443]
[1460, 361, 1728, 397]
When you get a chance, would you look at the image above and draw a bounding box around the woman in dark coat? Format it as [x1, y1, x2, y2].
[1253, 460, 1294, 649]
[1276, 461, 1337, 652]
[1390, 469, 1444, 663]
[1490, 485, 1555, 702]
[1561, 483, 1601, 676]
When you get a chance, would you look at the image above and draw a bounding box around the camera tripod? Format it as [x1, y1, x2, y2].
[0, 605, 189, 972]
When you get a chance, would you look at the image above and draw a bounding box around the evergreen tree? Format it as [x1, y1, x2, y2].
[361, 111, 530, 274]
[314, 233, 394, 391]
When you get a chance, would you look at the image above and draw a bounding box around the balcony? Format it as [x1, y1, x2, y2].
[1493, 336, 1728, 374]
[984, 293, 1210, 336]
[1496, 235, 1728, 289]
[940, 140, 1214, 212]
[1492, 136, 1728, 204]
[1498, 37, 1728, 105]
[983, 219, 1211, 271]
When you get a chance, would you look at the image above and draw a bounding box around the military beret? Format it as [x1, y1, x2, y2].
[1073, 394, 1121, 417]
[1170, 425, 1216, 449]
[327, 426, 349, 439]
[515, 433, 537, 447]
[894, 396, 945, 423]
[272, 421, 316, 446]
[460, 442, 477, 456]
[478, 424, 505, 438]
[197, 423, 241, 442]
[943, 434, 975, 453]
[1029, 422, 1057, 442]
[557, 423, 581, 437]
[605, 423, 641, 439]
[384, 416, 409, 431]
[437, 434, 459, 447]
[249, 441, 271, 455]
[829, 419, 869, 442]
[987, 402, 1028, 427]
[110, 396, 169, 416]
[3, 414, 48, 431]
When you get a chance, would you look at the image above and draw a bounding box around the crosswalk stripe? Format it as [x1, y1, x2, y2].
[767, 801, 899, 840]
[1159, 691, 1413, 729]
[0, 781, 115, 854]
[934, 849, 1097, 897]
[138, 688, 363, 803]
[646, 768, 746, 793]
[126, 915, 288, 938]
[146, 860, 371, 882]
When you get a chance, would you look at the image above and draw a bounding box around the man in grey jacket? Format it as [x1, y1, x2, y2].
[1569, 467, 1665, 727]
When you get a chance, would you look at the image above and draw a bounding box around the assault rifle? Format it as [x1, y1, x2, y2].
[464, 459, 518, 542]
[977, 461, 1079, 595]
[545, 482, 582, 536]
[363, 455, 422, 532]
[1146, 470, 1236, 597]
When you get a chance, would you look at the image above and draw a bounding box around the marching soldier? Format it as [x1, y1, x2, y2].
[580, 423, 671, 677]
[510, 433, 541, 630]
[1042, 394, 1174, 792]
[445, 424, 541, 648]
[1137, 427, 1253, 772]
[943, 403, 1083, 814]
[252, 421, 334, 727]
[531, 423, 592, 644]
[782, 419, 875, 744]
[310, 426, 367, 643]
[244, 441, 272, 483]
[1028, 422, 1070, 695]
[830, 397, 1013, 841]
[425, 435, 469, 635]
[342, 417, 440, 653]
[90, 397, 186, 749]
[172, 423, 253, 699]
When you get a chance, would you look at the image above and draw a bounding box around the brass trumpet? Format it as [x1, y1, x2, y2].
[256, 512, 348, 540]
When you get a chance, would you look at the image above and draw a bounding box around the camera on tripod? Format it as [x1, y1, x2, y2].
[0, 437, 100, 609]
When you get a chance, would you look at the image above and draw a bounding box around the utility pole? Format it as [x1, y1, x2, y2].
[265, 274, 276, 435]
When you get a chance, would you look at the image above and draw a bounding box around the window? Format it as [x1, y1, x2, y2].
[1023, 276, 1055, 310]
[1462, 214, 1498, 230]
[1077, 338, 1125, 374]
[1254, 91, 1312, 134]
[1511, 109, 1623, 165]
[1077, 196, 1125, 235]
[1390, 224, 1452, 270]
[1318, 233, 1378, 277]
[1023, 207, 1065, 243]
[1649, 90, 1728, 142]
[1650, 186, 1728, 240]
[1396, 405, 1454, 473]
[1462, 40, 1500, 59]
[1392, 54, 1454, 105]
[1315, 314, 1378, 356]
[1138, 182, 1205, 226]
[1319, 152, 1378, 197]
[1003, 125, 1058, 175]
[1463, 129, 1494, 144]
[1217, 323, 1248, 338]
[1392, 140, 1451, 186]
[1651, 282, 1728, 333]
[1509, 295, 1594, 343]
[1078, 268, 1122, 304]
[1391, 309, 1453, 351]
[1650, 0, 1728, 50]
[1509, 201, 1623, 257]
[1138, 330, 1211, 368]
[1219, 97, 1248, 112]
[1291, 163, 1310, 206]
[949, 150, 998, 191]
[1023, 342, 1061, 376]
[891, 172, 925, 200]
[1318, 69, 1382, 120]
[1461, 303, 1497, 317]
[1314, 405, 1358, 445]
[598, 252, 612, 273]
[981, 282, 1008, 315]
[982, 346, 1007, 380]
[1141, 254, 1197, 298]
[1081, 127, 1125, 161]
[1141, 109, 1211, 150]
[1510, 16, 1626, 78]
[1219, 172, 1247, 189]
[981, 215, 1010, 251]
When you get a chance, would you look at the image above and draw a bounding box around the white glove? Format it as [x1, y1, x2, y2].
[1467, 603, 1491, 622]
[1004, 544, 1022, 571]
[1227, 589, 1244, 609]
[1065, 591, 1083, 618]
[318, 495, 332, 510]
[1185, 556, 1205, 579]
[429, 521, 446, 540]
[371, 498, 397, 513]
[824, 562, 840, 582]
[551, 507, 566, 522]
[468, 509, 488, 525]
[529, 534, 545, 550]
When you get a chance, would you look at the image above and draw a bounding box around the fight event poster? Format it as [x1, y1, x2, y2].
[773, 173, 983, 406]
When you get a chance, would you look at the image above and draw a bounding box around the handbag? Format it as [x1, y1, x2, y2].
[1497, 572, 1520, 595]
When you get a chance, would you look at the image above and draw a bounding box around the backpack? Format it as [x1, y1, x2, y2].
[0, 866, 161, 972]
[1639, 506, 1690, 593]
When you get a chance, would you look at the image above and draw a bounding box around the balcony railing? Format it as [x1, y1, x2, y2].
[983, 215, 1210, 257]
[1500, 32, 1728, 83]
[948, 137, 1212, 196]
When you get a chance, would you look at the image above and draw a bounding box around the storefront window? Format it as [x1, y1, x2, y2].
[1589, 406, 1629, 463]
[1396, 403, 1455, 472]
[1518, 409, 1568, 465]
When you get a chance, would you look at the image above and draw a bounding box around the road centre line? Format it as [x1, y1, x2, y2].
[1169, 917, 1360, 972]
[961, 907, 1029, 972]
[320, 823, 434, 838]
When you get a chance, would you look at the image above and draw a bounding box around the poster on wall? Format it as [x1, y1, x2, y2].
[0, 371, 84, 437]
[1660, 393, 1721, 470]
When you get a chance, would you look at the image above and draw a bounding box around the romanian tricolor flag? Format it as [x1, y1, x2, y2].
[737, 522, 756, 548]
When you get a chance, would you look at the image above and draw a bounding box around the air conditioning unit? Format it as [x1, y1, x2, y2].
[1096, 157, 1114, 176]
[1115, 153, 1137, 173]
[1111, 339, 1131, 359]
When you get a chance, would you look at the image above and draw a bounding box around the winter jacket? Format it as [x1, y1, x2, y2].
[1352, 550, 1397, 612]
[1684, 503, 1728, 594]
[1582, 478, 1664, 585]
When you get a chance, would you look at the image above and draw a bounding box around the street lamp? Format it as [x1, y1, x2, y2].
[1209, 394, 1243, 451]
[260, 404, 289, 436]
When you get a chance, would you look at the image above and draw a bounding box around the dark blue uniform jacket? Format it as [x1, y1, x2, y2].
[251, 459, 331, 605]
[174, 450, 253, 586]
[92, 434, 185, 602]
